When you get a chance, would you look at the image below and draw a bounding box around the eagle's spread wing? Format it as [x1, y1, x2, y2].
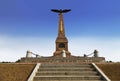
[51, 9, 60, 13]
[62, 9, 71, 13]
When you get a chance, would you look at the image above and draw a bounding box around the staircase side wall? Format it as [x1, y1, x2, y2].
[27, 63, 41, 81]
[92, 63, 111, 81]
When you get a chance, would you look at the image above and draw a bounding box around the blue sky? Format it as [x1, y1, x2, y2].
[0, 0, 120, 62]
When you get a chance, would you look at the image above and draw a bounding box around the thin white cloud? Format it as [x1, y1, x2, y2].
[69, 37, 120, 62]
[0, 36, 54, 62]
[0, 36, 120, 62]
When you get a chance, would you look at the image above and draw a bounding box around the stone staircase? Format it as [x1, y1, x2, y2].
[33, 63, 105, 81]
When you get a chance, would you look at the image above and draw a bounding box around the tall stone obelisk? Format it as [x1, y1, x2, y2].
[51, 9, 71, 57]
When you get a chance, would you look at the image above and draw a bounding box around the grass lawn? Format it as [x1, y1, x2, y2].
[0, 63, 35, 81]
[97, 63, 120, 81]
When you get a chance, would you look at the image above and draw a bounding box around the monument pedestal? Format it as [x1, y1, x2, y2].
[20, 56, 105, 63]
[53, 51, 71, 57]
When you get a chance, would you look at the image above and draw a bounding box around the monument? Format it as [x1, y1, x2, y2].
[20, 9, 105, 63]
[51, 9, 71, 57]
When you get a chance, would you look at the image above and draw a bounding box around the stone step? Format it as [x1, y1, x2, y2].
[41, 64, 91, 67]
[36, 71, 98, 76]
[34, 75, 102, 80]
[36, 70, 96, 73]
[38, 68, 95, 71]
[39, 67, 93, 69]
[36, 71, 98, 75]
[34, 80, 104, 81]
[40, 65, 92, 68]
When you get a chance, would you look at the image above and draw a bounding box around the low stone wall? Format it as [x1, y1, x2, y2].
[20, 56, 105, 63]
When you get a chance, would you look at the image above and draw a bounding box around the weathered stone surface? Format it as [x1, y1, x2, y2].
[33, 63, 105, 81]
[20, 56, 105, 63]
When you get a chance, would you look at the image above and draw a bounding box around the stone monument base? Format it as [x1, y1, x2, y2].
[53, 51, 71, 57]
[20, 56, 105, 63]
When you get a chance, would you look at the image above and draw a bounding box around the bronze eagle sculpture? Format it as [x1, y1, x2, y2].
[51, 9, 71, 13]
